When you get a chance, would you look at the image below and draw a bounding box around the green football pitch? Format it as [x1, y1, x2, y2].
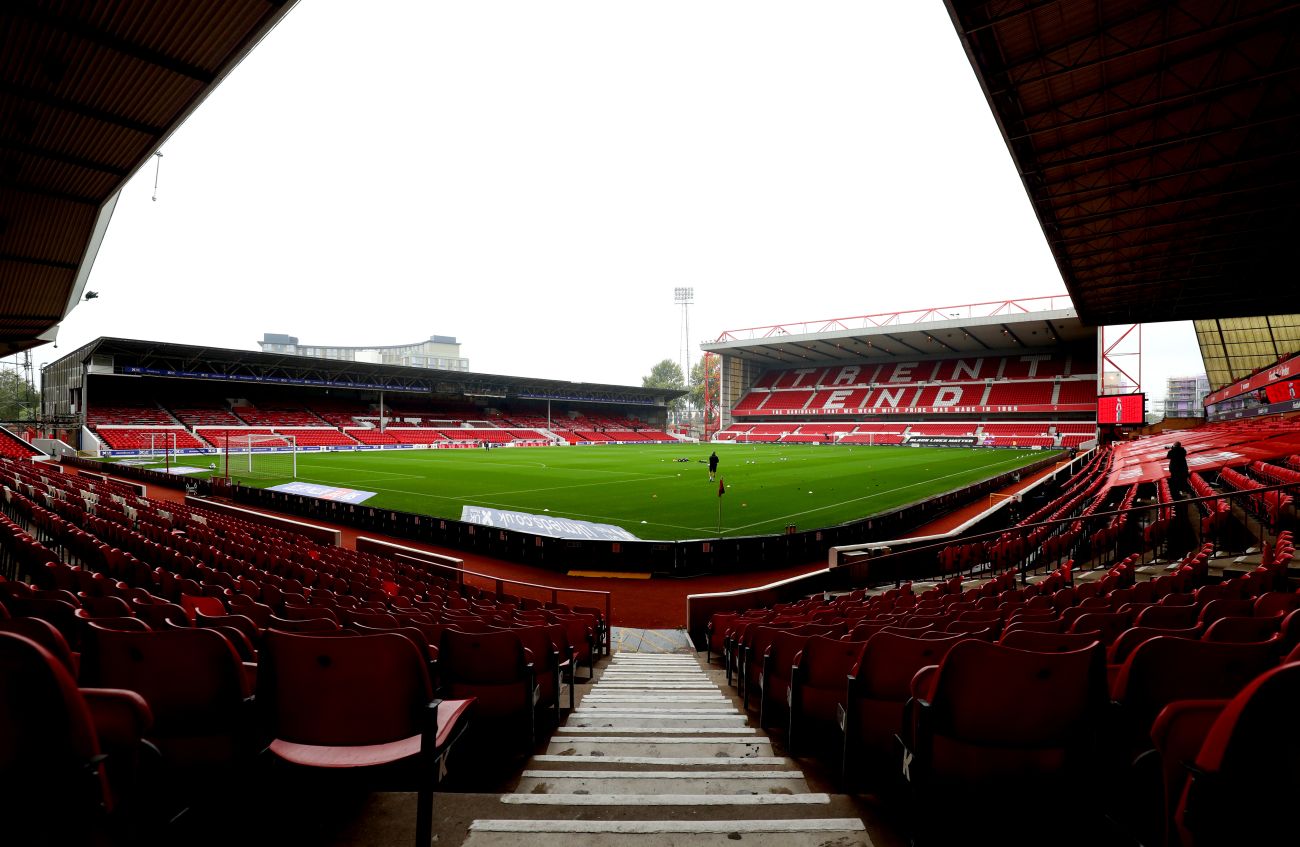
[122, 444, 1055, 541]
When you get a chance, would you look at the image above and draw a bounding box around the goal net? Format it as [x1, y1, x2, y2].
[221, 433, 297, 480]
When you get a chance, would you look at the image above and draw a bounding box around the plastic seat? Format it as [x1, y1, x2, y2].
[944, 619, 998, 638]
[130, 599, 188, 630]
[77, 594, 133, 618]
[1107, 626, 1201, 667]
[1164, 661, 1300, 847]
[900, 640, 1107, 841]
[1253, 590, 1300, 619]
[738, 624, 788, 705]
[179, 593, 225, 622]
[1197, 598, 1255, 628]
[259, 631, 473, 847]
[0, 631, 152, 842]
[277, 604, 338, 623]
[1067, 610, 1132, 645]
[706, 611, 741, 663]
[1201, 615, 1282, 643]
[9, 597, 82, 649]
[1110, 637, 1279, 760]
[0, 616, 79, 677]
[337, 609, 399, 629]
[83, 626, 252, 795]
[553, 613, 597, 681]
[786, 635, 866, 754]
[998, 629, 1101, 653]
[1136, 604, 1200, 629]
[196, 611, 261, 646]
[78, 613, 150, 633]
[1001, 618, 1065, 635]
[839, 632, 966, 783]
[509, 624, 573, 719]
[756, 629, 810, 730]
[438, 627, 538, 749]
[267, 614, 341, 633]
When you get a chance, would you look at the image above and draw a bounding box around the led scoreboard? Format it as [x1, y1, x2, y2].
[1097, 393, 1146, 425]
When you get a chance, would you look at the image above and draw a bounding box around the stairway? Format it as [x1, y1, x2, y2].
[463, 651, 872, 846]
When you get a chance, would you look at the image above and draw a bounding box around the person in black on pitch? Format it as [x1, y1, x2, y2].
[708, 450, 719, 482]
[1166, 440, 1189, 495]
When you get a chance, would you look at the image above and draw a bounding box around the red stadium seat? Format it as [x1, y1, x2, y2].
[259, 631, 473, 847]
[899, 640, 1107, 842]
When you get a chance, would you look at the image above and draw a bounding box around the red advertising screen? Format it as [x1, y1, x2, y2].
[1097, 393, 1145, 425]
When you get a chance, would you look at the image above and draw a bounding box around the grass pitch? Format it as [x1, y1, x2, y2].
[125, 444, 1054, 541]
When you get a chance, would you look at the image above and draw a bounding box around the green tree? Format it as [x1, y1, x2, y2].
[689, 355, 720, 422]
[643, 359, 686, 420]
[0, 370, 39, 421]
[642, 359, 685, 391]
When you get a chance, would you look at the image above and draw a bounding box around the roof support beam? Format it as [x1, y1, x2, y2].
[882, 334, 925, 355]
[1041, 144, 1300, 205]
[8, 0, 216, 83]
[958, 0, 1072, 35]
[1031, 111, 1300, 177]
[0, 251, 78, 271]
[1050, 178, 1300, 229]
[1006, 61, 1300, 142]
[0, 138, 129, 178]
[0, 80, 164, 137]
[989, 4, 1291, 96]
[0, 179, 100, 206]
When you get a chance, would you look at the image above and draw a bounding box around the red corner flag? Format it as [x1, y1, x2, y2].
[718, 477, 725, 497]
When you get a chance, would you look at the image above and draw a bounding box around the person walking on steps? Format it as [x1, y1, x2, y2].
[708, 450, 719, 482]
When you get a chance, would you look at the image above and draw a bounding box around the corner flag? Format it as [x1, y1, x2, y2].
[718, 477, 725, 497]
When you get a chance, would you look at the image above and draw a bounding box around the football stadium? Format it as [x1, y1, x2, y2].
[2, 2, 1300, 846]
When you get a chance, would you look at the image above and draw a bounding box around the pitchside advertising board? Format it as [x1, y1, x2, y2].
[460, 506, 639, 542]
[1097, 393, 1146, 425]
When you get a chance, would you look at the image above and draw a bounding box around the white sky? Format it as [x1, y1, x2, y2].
[32, 0, 1201, 399]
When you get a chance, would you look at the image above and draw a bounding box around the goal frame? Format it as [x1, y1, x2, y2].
[221, 433, 297, 481]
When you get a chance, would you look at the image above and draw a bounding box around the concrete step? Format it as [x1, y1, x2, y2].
[554, 725, 759, 736]
[458, 645, 873, 847]
[565, 715, 749, 728]
[546, 738, 774, 757]
[532, 755, 789, 767]
[514, 770, 810, 795]
[579, 696, 732, 703]
[579, 685, 722, 696]
[461, 818, 870, 846]
[500, 793, 832, 807]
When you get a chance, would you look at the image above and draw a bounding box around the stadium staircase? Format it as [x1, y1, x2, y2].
[462, 649, 871, 846]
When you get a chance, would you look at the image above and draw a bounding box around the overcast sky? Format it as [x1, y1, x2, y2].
[30, 1, 1201, 398]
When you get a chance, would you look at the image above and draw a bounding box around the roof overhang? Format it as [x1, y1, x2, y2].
[702, 308, 1093, 368]
[47, 337, 683, 405]
[944, 0, 1300, 324]
[0, 1, 301, 357]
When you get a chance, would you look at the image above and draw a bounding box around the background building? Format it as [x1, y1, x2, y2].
[1163, 374, 1211, 419]
[259, 334, 468, 371]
